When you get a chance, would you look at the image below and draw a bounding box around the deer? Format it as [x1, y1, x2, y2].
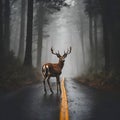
[42, 47, 72, 94]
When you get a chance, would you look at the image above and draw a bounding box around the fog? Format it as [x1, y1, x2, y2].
[41, 0, 90, 77]
[10, 0, 103, 78]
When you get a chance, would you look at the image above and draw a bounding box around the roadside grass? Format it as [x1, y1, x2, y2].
[0, 53, 41, 92]
[76, 71, 120, 91]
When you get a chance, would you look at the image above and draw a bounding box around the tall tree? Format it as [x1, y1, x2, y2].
[18, 0, 26, 62]
[84, 0, 94, 68]
[80, 17, 85, 66]
[84, 0, 102, 71]
[0, 0, 3, 56]
[99, 0, 110, 71]
[37, 3, 44, 68]
[93, 15, 98, 72]
[24, 0, 33, 66]
[89, 14, 94, 67]
[3, 0, 10, 57]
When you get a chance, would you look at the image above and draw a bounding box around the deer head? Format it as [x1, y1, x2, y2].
[51, 46, 72, 63]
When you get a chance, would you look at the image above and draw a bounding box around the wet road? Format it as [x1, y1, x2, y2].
[0, 81, 61, 120]
[0, 79, 120, 120]
[65, 78, 120, 120]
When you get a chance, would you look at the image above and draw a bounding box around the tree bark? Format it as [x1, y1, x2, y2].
[80, 18, 85, 67]
[0, 0, 4, 56]
[3, 0, 10, 57]
[24, 0, 33, 66]
[18, 0, 26, 62]
[37, 3, 44, 68]
[100, 0, 110, 71]
[94, 15, 98, 72]
[89, 14, 94, 68]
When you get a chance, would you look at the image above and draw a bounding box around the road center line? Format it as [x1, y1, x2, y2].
[60, 77, 69, 120]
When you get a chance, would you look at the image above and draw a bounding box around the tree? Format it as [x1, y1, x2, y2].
[37, 3, 44, 68]
[3, 0, 10, 57]
[0, 0, 3, 56]
[99, 0, 110, 71]
[92, 0, 100, 72]
[80, 17, 85, 66]
[18, 0, 26, 62]
[24, 0, 34, 66]
[84, 0, 102, 71]
[93, 15, 98, 72]
[84, 0, 94, 68]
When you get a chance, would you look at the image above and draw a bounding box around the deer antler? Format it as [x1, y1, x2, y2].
[63, 46, 72, 58]
[51, 47, 61, 57]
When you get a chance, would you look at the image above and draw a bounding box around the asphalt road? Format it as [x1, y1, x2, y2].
[65, 78, 120, 120]
[0, 78, 120, 120]
[0, 80, 60, 120]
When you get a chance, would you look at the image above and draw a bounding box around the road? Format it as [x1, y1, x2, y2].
[65, 78, 120, 120]
[0, 78, 120, 120]
[0, 80, 60, 120]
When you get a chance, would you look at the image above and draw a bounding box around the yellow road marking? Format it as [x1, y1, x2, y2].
[60, 77, 69, 120]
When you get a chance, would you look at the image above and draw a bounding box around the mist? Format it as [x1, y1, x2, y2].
[41, 0, 103, 77]
[9, 0, 103, 78]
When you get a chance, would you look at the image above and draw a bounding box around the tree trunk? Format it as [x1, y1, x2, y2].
[24, 0, 33, 66]
[3, 0, 10, 57]
[100, 0, 110, 71]
[18, 0, 26, 62]
[80, 18, 85, 67]
[94, 15, 98, 72]
[37, 3, 44, 68]
[89, 14, 94, 68]
[0, 0, 4, 57]
[102, 16, 110, 71]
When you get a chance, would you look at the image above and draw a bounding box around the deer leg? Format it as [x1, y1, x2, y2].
[56, 77, 59, 93]
[43, 78, 47, 93]
[47, 76, 53, 94]
[57, 76, 61, 93]
[58, 79, 61, 94]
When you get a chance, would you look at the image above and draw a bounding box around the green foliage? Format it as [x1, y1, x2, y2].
[0, 52, 41, 92]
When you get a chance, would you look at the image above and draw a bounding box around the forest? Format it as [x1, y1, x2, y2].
[0, 0, 120, 91]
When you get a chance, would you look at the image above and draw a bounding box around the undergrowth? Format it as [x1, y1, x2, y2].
[0, 53, 41, 92]
[77, 71, 120, 91]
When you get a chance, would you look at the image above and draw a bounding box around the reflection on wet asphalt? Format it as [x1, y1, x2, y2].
[65, 78, 120, 120]
[0, 78, 120, 120]
[0, 82, 61, 120]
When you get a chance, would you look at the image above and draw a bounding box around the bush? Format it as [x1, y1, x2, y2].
[76, 71, 120, 91]
[0, 52, 41, 92]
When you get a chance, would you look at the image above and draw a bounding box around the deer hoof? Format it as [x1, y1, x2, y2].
[51, 90, 54, 94]
[44, 89, 47, 94]
[59, 88, 61, 94]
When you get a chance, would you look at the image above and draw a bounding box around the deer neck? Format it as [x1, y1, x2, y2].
[58, 60, 64, 69]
